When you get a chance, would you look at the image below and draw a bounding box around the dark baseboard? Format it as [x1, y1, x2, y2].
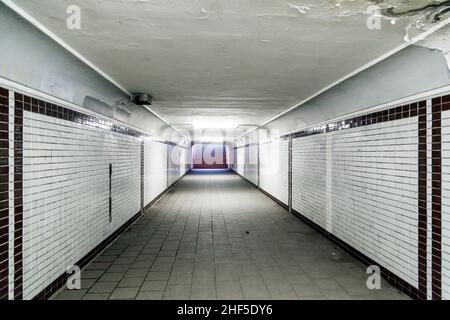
[33, 211, 142, 300]
[144, 189, 169, 212]
[258, 187, 289, 211]
[291, 209, 420, 300]
[232, 170, 289, 211]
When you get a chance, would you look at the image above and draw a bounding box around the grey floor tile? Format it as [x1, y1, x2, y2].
[82, 270, 104, 279]
[141, 280, 167, 292]
[109, 287, 139, 300]
[190, 288, 217, 300]
[118, 277, 145, 288]
[108, 264, 132, 273]
[151, 263, 173, 272]
[52, 172, 409, 301]
[291, 284, 324, 298]
[313, 278, 344, 291]
[89, 281, 118, 294]
[146, 271, 171, 281]
[80, 278, 96, 290]
[125, 268, 148, 278]
[82, 293, 111, 300]
[98, 272, 125, 282]
[241, 285, 271, 300]
[136, 291, 164, 300]
[163, 284, 191, 300]
[52, 289, 87, 300]
[285, 274, 314, 285]
[191, 278, 216, 290]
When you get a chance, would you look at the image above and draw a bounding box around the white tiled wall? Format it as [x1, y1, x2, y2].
[236, 147, 245, 177]
[292, 116, 419, 287]
[245, 144, 258, 186]
[259, 140, 289, 205]
[292, 135, 327, 228]
[179, 147, 186, 178]
[182, 147, 192, 176]
[143, 139, 168, 206]
[22, 111, 141, 299]
[168, 144, 181, 187]
[17, 105, 190, 300]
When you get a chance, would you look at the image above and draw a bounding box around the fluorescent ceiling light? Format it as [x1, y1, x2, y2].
[193, 122, 237, 129]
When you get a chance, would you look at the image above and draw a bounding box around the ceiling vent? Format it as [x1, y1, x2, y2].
[131, 93, 153, 105]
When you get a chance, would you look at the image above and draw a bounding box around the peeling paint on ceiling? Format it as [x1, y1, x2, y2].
[418, 24, 450, 69]
[9, 0, 450, 134]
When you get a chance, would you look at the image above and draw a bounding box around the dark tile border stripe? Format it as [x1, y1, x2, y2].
[431, 97, 443, 300]
[0, 87, 9, 300]
[16, 92, 187, 149]
[283, 102, 418, 140]
[13, 93, 23, 300]
[417, 100, 427, 300]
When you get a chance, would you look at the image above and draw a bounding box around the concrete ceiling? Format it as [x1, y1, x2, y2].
[8, 0, 450, 135]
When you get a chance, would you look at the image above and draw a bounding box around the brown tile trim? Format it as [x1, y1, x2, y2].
[291, 208, 420, 299]
[417, 100, 427, 300]
[33, 211, 142, 300]
[442, 94, 450, 112]
[13, 93, 23, 300]
[431, 97, 442, 300]
[15, 92, 187, 148]
[0, 87, 9, 300]
[284, 102, 419, 140]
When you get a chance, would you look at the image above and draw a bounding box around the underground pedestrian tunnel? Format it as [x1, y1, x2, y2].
[0, 0, 450, 301]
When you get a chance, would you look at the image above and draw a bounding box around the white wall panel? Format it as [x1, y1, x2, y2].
[143, 139, 168, 206]
[22, 111, 141, 299]
[236, 147, 245, 177]
[292, 116, 419, 287]
[168, 145, 180, 187]
[245, 144, 258, 186]
[259, 140, 289, 205]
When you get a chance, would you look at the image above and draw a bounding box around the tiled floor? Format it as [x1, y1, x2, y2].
[53, 170, 408, 300]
